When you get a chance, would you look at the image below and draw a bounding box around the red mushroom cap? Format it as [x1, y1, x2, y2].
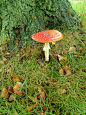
[32, 30, 63, 43]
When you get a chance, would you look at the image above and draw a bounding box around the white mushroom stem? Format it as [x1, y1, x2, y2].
[43, 43, 50, 61]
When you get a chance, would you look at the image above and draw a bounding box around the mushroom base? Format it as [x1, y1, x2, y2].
[43, 43, 50, 61]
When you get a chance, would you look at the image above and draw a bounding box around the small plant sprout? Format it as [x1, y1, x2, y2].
[32, 30, 63, 61]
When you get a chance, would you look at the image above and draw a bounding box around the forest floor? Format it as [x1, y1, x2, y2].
[0, 1, 86, 115]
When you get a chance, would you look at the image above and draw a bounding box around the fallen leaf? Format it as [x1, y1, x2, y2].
[62, 50, 67, 54]
[8, 86, 14, 95]
[16, 54, 20, 57]
[56, 83, 60, 88]
[1, 88, 9, 98]
[43, 106, 47, 111]
[6, 52, 10, 55]
[52, 42, 55, 45]
[12, 72, 19, 82]
[69, 32, 72, 35]
[9, 94, 16, 101]
[63, 57, 67, 61]
[3, 57, 7, 62]
[26, 104, 37, 112]
[55, 54, 67, 62]
[69, 46, 76, 54]
[65, 69, 72, 75]
[57, 54, 63, 61]
[63, 66, 72, 76]
[38, 88, 45, 101]
[11, 51, 15, 54]
[33, 16, 36, 20]
[79, 47, 83, 51]
[59, 68, 64, 76]
[13, 84, 24, 97]
[15, 38, 20, 41]
[1, 103, 6, 107]
[81, 38, 85, 41]
[57, 89, 66, 94]
[15, 30, 19, 34]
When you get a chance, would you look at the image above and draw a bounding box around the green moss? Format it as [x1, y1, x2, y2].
[1, 0, 79, 42]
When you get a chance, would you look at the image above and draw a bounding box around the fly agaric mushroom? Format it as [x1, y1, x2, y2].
[32, 30, 63, 61]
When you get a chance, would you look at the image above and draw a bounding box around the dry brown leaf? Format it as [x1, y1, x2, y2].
[20, 26, 22, 28]
[15, 30, 19, 34]
[15, 38, 20, 41]
[1, 103, 6, 107]
[11, 51, 15, 54]
[1, 88, 9, 98]
[65, 69, 72, 75]
[3, 57, 7, 62]
[62, 50, 67, 54]
[56, 83, 60, 88]
[57, 89, 66, 94]
[16, 54, 20, 57]
[43, 106, 47, 112]
[13, 84, 24, 97]
[59, 68, 64, 76]
[79, 47, 83, 51]
[26, 104, 37, 112]
[57, 54, 63, 61]
[33, 16, 36, 20]
[38, 88, 45, 101]
[8, 86, 14, 95]
[12, 72, 19, 82]
[64, 66, 72, 76]
[9, 94, 16, 101]
[6, 52, 10, 55]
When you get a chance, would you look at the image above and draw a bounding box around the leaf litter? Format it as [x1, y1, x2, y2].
[0, 26, 86, 114]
